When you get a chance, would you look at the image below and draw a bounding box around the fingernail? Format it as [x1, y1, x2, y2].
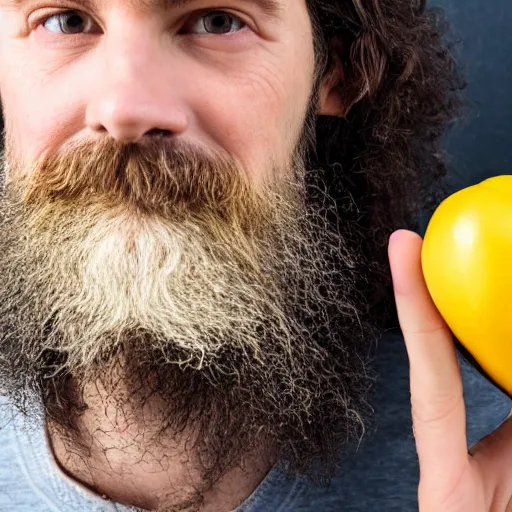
[390, 230, 404, 245]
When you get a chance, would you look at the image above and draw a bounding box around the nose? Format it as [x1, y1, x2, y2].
[86, 35, 189, 143]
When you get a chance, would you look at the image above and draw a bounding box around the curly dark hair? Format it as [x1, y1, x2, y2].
[305, 0, 465, 330]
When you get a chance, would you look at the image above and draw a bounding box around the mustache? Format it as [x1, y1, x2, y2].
[8, 138, 252, 215]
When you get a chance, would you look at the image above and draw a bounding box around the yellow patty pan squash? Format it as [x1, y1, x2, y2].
[422, 175, 512, 395]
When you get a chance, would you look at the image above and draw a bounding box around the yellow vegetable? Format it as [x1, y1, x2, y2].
[421, 175, 512, 396]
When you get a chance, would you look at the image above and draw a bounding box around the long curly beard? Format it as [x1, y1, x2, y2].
[0, 136, 379, 501]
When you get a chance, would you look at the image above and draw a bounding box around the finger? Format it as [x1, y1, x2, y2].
[471, 412, 512, 500]
[389, 230, 468, 488]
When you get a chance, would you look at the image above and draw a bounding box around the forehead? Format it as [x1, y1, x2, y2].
[3, 0, 285, 16]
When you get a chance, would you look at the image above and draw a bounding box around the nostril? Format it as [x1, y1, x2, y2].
[145, 128, 172, 138]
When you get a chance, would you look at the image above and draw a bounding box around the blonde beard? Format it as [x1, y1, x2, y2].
[3, 139, 308, 375]
[0, 137, 377, 483]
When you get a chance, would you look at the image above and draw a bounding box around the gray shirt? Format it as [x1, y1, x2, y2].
[1, 331, 510, 512]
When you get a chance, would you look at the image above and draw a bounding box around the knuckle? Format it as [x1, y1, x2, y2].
[402, 324, 447, 337]
[411, 392, 464, 426]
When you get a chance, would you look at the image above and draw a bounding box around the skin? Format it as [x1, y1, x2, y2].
[0, 0, 343, 510]
[0, 0, 341, 174]
[389, 230, 512, 512]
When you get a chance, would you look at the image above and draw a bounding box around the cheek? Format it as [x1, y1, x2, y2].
[190, 58, 314, 180]
[0, 36, 87, 165]
[2, 77, 81, 164]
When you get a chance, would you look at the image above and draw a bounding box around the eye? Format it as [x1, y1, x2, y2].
[186, 10, 246, 35]
[41, 11, 96, 35]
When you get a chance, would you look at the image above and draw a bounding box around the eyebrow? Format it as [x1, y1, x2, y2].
[155, 0, 283, 18]
[4, 0, 283, 19]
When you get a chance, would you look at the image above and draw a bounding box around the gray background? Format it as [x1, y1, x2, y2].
[434, 0, 512, 195]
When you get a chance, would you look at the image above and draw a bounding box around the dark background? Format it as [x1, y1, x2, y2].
[342, 7, 512, 510]
[423, 0, 512, 232]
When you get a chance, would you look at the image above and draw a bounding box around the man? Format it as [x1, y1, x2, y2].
[0, 0, 510, 511]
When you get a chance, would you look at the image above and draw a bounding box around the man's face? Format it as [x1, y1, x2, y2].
[0, 0, 317, 179]
[0, 0, 376, 490]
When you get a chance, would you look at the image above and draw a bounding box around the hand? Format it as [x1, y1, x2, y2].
[388, 229, 512, 512]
